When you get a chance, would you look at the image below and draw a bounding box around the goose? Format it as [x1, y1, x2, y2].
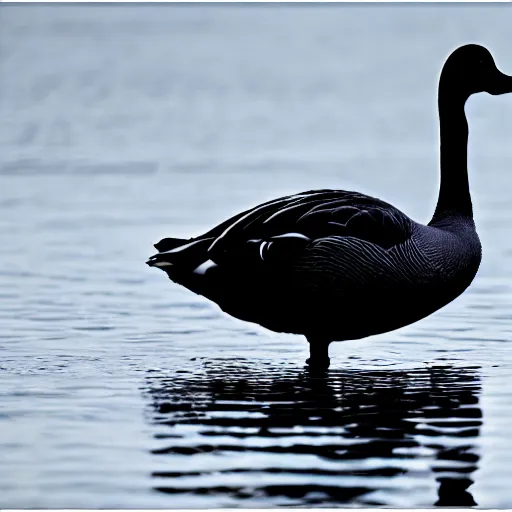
[147, 44, 512, 369]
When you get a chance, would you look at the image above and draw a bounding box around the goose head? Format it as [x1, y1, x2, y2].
[441, 44, 512, 100]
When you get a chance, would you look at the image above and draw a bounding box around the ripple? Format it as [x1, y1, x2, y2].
[143, 361, 482, 506]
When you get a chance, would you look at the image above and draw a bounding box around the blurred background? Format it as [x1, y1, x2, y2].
[2, 3, 512, 507]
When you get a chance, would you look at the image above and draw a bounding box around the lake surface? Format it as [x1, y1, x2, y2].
[2, 4, 512, 508]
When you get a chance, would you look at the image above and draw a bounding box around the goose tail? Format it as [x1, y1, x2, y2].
[146, 236, 219, 298]
[153, 237, 188, 252]
[146, 236, 215, 272]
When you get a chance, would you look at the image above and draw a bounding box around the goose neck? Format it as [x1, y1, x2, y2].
[430, 86, 473, 225]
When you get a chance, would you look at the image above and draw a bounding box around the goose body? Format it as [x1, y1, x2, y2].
[147, 45, 512, 367]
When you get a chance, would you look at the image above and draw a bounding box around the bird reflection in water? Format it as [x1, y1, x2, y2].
[143, 361, 481, 507]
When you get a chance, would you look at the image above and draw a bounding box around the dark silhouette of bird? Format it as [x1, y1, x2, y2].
[147, 45, 512, 369]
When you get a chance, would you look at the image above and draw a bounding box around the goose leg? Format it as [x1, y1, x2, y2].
[305, 337, 331, 369]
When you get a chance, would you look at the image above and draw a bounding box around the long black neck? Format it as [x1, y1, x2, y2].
[430, 74, 473, 225]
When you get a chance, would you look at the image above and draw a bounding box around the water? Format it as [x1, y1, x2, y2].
[2, 4, 512, 508]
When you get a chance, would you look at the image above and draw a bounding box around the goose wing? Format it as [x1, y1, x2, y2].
[148, 189, 414, 271]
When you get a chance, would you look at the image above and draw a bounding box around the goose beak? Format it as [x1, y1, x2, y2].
[488, 69, 512, 95]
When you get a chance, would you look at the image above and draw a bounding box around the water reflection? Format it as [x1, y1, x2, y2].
[144, 361, 482, 507]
